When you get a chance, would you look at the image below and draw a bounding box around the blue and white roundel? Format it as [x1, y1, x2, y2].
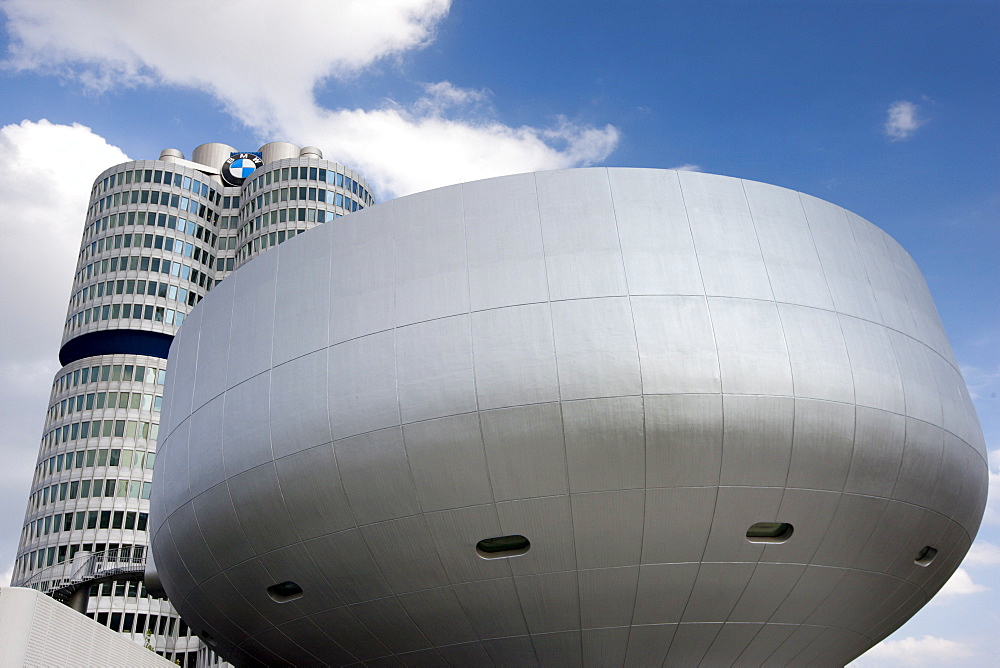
[229, 158, 258, 179]
[221, 152, 263, 186]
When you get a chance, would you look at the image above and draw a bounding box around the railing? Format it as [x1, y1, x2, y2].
[33, 548, 146, 603]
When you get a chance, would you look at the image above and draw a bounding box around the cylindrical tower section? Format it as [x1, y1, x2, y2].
[190, 142, 235, 169]
[258, 141, 300, 164]
[234, 158, 375, 268]
[59, 160, 224, 366]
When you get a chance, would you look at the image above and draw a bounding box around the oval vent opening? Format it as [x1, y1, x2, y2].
[914, 545, 938, 567]
[267, 581, 303, 603]
[746, 522, 794, 544]
[476, 535, 530, 559]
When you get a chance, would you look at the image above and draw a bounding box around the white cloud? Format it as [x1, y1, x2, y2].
[671, 163, 702, 172]
[0, 119, 129, 575]
[884, 100, 926, 141]
[935, 568, 989, 597]
[1, 0, 620, 198]
[963, 541, 1000, 567]
[289, 95, 619, 198]
[860, 635, 975, 665]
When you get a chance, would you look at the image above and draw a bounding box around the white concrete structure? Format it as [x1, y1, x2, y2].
[152, 168, 988, 666]
[10, 143, 374, 666]
[0, 586, 176, 667]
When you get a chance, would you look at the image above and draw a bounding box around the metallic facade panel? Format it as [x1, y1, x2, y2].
[221, 372, 274, 477]
[641, 486, 717, 564]
[479, 403, 569, 502]
[848, 212, 918, 337]
[396, 587, 479, 647]
[710, 297, 793, 396]
[549, 297, 641, 400]
[581, 626, 630, 667]
[452, 578, 529, 639]
[328, 214, 395, 346]
[631, 295, 721, 394]
[187, 394, 226, 498]
[744, 179, 834, 310]
[727, 563, 808, 623]
[226, 463, 299, 555]
[632, 563, 700, 624]
[226, 248, 278, 387]
[471, 302, 559, 409]
[301, 530, 392, 604]
[334, 427, 421, 525]
[839, 313, 906, 413]
[359, 516, 449, 593]
[608, 168, 704, 296]
[191, 272, 234, 408]
[391, 190, 470, 326]
[644, 393, 723, 488]
[536, 168, 627, 300]
[679, 170, 772, 300]
[328, 331, 400, 440]
[395, 316, 477, 424]
[191, 482, 256, 570]
[423, 505, 511, 584]
[785, 398, 856, 492]
[562, 396, 645, 493]
[268, 349, 332, 459]
[496, 495, 577, 575]
[720, 395, 794, 487]
[463, 172, 549, 311]
[844, 407, 906, 497]
[578, 566, 639, 628]
[777, 303, 854, 403]
[571, 489, 644, 568]
[513, 570, 581, 634]
[401, 413, 493, 512]
[800, 192, 882, 322]
[273, 444, 355, 539]
[271, 228, 331, 365]
[150, 167, 987, 667]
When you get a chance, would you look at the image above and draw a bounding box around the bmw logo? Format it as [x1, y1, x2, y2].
[221, 152, 264, 186]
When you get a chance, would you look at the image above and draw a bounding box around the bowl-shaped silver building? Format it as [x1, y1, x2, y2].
[150, 168, 987, 666]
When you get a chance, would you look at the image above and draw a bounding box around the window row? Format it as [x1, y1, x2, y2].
[237, 207, 340, 243]
[82, 231, 215, 270]
[41, 417, 160, 451]
[93, 167, 219, 209]
[36, 447, 155, 481]
[53, 363, 165, 396]
[48, 390, 162, 421]
[25, 509, 151, 544]
[93, 188, 214, 222]
[71, 277, 198, 311]
[85, 210, 218, 247]
[74, 254, 211, 294]
[31, 476, 153, 511]
[243, 185, 364, 218]
[244, 164, 373, 206]
[67, 301, 188, 333]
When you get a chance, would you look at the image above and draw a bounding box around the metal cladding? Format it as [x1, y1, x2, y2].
[151, 168, 988, 667]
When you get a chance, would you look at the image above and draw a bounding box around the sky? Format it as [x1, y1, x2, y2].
[0, 0, 996, 664]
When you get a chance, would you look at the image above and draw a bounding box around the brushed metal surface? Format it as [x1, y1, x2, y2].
[152, 167, 988, 666]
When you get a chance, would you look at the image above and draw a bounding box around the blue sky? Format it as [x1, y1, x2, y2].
[0, 1, 996, 663]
